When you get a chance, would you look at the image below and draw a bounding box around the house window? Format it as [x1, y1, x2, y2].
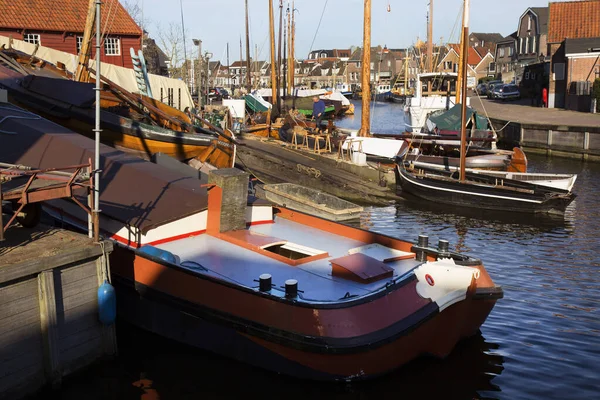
[525, 37, 530, 54]
[489, 62, 496, 73]
[76, 36, 83, 52]
[499, 48, 505, 57]
[23, 33, 40, 45]
[532, 36, 537, 54]
[519, 38, 524, 54]
[509, 47, 514, 56]
[104, 37, 120, 56]
[528, 15, 532, 31]
[370, 62, 374, 70]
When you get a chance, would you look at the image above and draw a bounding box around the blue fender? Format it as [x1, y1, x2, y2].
[139, 245, 178, 264]
[97, 281, 116, 326]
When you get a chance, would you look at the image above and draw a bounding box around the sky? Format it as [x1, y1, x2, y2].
[133, 0, 555, 65]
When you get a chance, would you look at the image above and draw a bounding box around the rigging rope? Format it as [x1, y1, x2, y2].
[307, 0, 329, 55]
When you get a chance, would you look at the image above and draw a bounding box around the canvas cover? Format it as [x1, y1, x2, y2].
[428, 104, 489, 131]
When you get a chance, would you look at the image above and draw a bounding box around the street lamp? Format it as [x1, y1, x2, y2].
[193, 39, 202, 107]
[204, 52, 213, 104]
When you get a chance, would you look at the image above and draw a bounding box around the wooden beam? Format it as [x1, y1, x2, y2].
[359, 0, 371, 137]
[75, 0, 96, 82]
[38, 270, 61, 387]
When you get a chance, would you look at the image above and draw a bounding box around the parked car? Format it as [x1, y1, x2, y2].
[475, 83, 487, 95]
[208, 87, 230, 101]
[485, 80, 504, 99]
[492, 84, 521, 101]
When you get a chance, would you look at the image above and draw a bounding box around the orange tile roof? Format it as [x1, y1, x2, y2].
[548, 0, 600, 43]
[0, 0, 141, 36]
[447, 44, 483, 66]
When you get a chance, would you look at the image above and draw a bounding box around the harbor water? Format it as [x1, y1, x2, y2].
[34, 101, 600, 399]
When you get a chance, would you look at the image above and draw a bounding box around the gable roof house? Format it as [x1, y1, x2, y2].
[495, 32, 519, 82]
[547, 0, 600, 110]
[0, 0, 142, 69]
[437, 43, 491, 86]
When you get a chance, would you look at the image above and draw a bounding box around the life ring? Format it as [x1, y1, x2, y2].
[425, 274, 435, 286]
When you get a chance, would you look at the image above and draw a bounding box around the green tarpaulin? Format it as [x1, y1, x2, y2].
[428, 104, 488, 131]
[245, 95, 270, 113]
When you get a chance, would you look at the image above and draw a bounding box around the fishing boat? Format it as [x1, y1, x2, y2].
[262, 183, 363, 221]
[407, 162, 577, 191]
[0, 62, 236, 167]
[1, 102, 503, 380]
[395, 0, 576, 215]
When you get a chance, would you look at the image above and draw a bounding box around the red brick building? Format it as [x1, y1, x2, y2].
[547, 0, 600, 109]
[0, 0, 142, 69]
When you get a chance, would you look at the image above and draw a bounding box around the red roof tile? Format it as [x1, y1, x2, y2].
[447, 44, 483, 66]
[548, 0, 600, 43]
[0, 0, 141, 36]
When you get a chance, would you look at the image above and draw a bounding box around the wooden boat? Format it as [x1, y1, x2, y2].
[394, 1, 577, 215]
[263, 183, 363, 221]
[396, 161, 575, 214]
[407, 162, 577, 191]
[0, 106, 503, 380]
[0, 53, 236, 168]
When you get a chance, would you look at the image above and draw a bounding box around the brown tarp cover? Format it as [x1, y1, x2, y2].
[0, 103, 208, 234]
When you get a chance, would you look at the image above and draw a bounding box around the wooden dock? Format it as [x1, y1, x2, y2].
[236, 135, 400, 206]
[0, 223, 115, 399]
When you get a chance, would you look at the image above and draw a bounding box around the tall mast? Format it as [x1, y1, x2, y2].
[455, 1, 466, 104]
[245, 0, 252, 92]
[282, 12, 287, 99]
[277, 0, 283, 108]
[239, 36, 243, 88]
[427, 0, 433, 72]
[288, 0, 296, 93]
[459, 0, 470, 182]
[269, 0, 278, 122]
[286, 5, 291, 94]
[404, 55, 408, 94]
[359, 0, 372, 137]
[92, 0, 101, 242]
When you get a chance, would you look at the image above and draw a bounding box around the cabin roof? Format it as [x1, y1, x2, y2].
[0, 100, 208, 234]
[0, 0, 142, 36]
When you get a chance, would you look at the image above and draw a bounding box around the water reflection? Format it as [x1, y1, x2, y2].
[47, 324, 505, 400]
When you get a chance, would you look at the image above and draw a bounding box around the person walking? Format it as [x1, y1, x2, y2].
[312, 96, 326, 133]
[542, 87, 548, 108]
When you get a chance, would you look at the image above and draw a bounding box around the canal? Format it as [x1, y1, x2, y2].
[34, 101, 600, 399]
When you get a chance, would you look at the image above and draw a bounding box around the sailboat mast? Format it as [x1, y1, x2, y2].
[359, 0, 371, 137]
[93, 0, 101, 242]
[245, 0, 252, 92]
[459, 0, 470, 182]
[289, 1, 295, 91]
[269, 0, 278, 122]
[282, 10, 288, 99]
[277, 0, 283, 106]
[455, 0, 465, 105]
[427, 0, 433, 72]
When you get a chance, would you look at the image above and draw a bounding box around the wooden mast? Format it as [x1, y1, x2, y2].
[455, 0, 465, 104]
[75, 0, 96, 82]
[269, 0, 277, 123]
[459, 0, 470, 182]
[277, 0, 283, 106]
[427, 0, 433, 72]
[289, 0, 295, 92]
[359, 0, 371, 137]
[245, 0, 252, 92]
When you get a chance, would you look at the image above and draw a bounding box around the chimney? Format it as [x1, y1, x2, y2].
[206, 168, 249, 234]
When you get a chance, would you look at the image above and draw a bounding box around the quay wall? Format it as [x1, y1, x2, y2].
[0, 232, 116, 399]
[489, 118, 600, 162]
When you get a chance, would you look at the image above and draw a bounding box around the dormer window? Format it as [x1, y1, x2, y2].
[528, 15, 532, 31]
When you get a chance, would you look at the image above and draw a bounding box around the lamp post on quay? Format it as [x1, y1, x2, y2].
[193, 38, 202, 107]
[205, 51, 213, 104]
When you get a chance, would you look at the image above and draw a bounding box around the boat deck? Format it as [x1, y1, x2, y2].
[155, 217, 421, 303]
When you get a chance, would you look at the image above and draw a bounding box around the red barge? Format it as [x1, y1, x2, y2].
[1, 103, 503, 381]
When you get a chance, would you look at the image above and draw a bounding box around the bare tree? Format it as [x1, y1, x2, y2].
[120, 0, 144, 27]
[156, 21, 186, 80]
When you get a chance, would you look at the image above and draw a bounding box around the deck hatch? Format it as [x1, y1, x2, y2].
[220, 229, 329, 266]
[330, 253, 394, 283]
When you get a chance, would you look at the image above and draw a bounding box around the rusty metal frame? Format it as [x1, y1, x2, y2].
[1, 159, 95, 240]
